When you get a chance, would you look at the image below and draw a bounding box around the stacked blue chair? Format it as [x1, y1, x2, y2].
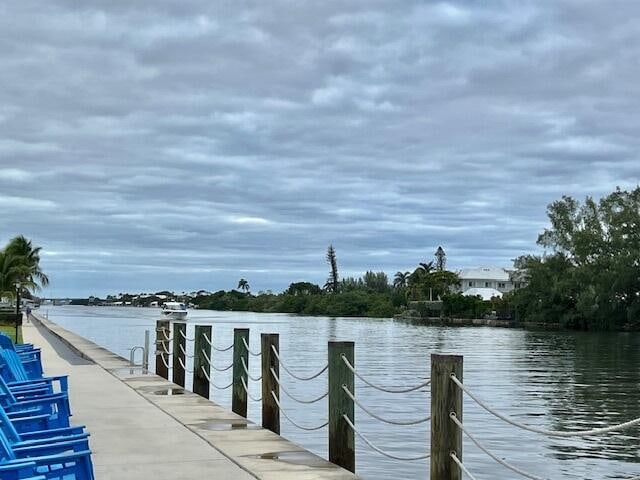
[0, 335, 95, 479]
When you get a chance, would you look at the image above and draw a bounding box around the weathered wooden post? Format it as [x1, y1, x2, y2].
[430, 354, 463, 480]
[155, 320, 170, 380]
[193, 325, 212, 398]
[173, 322, 186, 387]
[328, 341, 355, 473]
[232, 328, 249, 417]
[261, 333, 280, 433]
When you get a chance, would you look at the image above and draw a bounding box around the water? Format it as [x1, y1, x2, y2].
[43, 306, 640, 479]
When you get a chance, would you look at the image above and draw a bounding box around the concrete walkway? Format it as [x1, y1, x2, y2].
[22, 321, 256, 480]
[24, 316, 359, 480]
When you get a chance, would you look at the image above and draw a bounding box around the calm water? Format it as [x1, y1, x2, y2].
[43, 306, 639, 479]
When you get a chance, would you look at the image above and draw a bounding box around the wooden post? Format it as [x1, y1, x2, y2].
[430, 354, 463, 480]
[193, 325, 212, 399]
[173, 322, 186, 387]
[328, 341, 355, 473]
[232, 328, 249, 417]
[155, 320, 170, 380]
[261, 333, 280, 434]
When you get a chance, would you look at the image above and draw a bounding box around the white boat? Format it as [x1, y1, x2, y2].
[161, 302, 188, 320]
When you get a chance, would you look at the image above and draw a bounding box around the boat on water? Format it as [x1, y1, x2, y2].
[161, 301, 188, 320]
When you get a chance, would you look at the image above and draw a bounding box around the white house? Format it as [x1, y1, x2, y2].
[457, 267, 521, 300]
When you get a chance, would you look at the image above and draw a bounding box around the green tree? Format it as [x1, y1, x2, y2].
[286, 282, 322, 296]
[513, 187, 640, 330]
[393, 271, 410, 289]
[5, 236, 49, 317]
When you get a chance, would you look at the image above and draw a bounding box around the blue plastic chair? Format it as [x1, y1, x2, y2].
[0, 350, 45, 383]
[0, 380, 71, 431]
[0, 428, 94, 480]
[0, 407, 87, 448]
[0, 371, 68, 400]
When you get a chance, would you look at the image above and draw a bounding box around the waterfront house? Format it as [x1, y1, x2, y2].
[457, 266, 524, 300]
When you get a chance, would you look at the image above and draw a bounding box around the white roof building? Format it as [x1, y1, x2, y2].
[458, 267, 516, 295]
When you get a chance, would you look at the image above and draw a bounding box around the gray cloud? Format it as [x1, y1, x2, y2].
[1, 0, 639, 296]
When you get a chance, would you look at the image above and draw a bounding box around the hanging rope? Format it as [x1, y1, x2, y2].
[241, 377, 262, 402]
[342, 415, 430, 461]
[342, 386, 430, 426]
[271, 346, 328, 381]
[158, 328, 172, 341]
[199, 349, 233, 372]
[178, 329, 196, 342]
[178, 356, 192, 372]
[203, 333, 234, 352]
[242, 337, 262, 357]
[451, 374, 640, 437]
[200, 366, 233, 390]
[451, 452, 478, 480]
[271, 392, 329, 431]
[179, 344, 195, 359]
[241, 357, 262, 381]
[271, 368, 328, 404]
[450, 413, 546, 480]
[158, 352, 172, 370]
[341, 355, 430, 394]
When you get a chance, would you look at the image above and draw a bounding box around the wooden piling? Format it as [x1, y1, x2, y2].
[232, 328, 249, 417]
[261, 333, 280, 434]
[173, 322, 186, 387]
[193, 325, 212, 399]
[430, 354, 463, 480]
[155, 320, 170, 380]
[328, 341, 355, 473]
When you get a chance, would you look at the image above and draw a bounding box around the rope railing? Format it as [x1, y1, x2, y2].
[203, 333, 234, 352]
[451, 374, 640, 437]
[271, 368, 328, 404]
[271, 392, 329, 431]
[342, 385, 430, 426]
[341, 355, 430, 394]
[271, 345, 328, 381]
[241, 357, 262, 381]
[450, 413, 546, 480]
[342, 415, 430, 461]
[241, 377, 262, 402]
[451, 452, 478, 480]
[178, 329, 196, 342]
[200, 366, 233, 390]
[242, 337, 262, 357]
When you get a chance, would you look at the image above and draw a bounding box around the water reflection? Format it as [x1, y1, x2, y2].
[45, 306, 640, 479]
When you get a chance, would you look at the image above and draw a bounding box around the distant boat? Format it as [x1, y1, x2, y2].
[161, 302, 188, 320]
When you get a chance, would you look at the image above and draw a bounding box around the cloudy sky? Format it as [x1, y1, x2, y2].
[1, 1, 639, 297]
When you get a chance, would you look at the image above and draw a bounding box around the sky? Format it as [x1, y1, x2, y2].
[1, 1, 639, 298]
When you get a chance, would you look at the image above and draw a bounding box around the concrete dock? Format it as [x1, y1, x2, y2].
[25, 317, 359, 480]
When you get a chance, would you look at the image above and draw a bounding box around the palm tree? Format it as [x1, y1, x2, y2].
[5, 235, 49, 318]
[237, 279, 250, 292]
[393, 271, 410, 289]
[0, 251, 27, 301]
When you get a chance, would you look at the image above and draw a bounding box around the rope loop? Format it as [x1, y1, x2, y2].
[241, 377, 262, 402]
[242, 337, 262, 357]
[270, 391, 328, 431]
[342, 415, 430, 461]
[241, 357, 262, 381]
[271, 368, 328, 404]
[203, 333, 234, 352]
[341, 355, 430, 394]
[200, 366, 233, 390]
[271, 345, 328, 381]
[450, 374, 640, 437]
[179, 329, 196, 342]
[342, 385, 430, 426]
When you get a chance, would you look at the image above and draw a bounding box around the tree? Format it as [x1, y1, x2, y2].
[286, 282, 322, 296]
[5, 236, 48, 315]
[0, 251, 28, 302]
[435, 246, 447, 271]
[363, 271, 390, 293]
[237, 278, 250, 292]
[513, 187, 640, 330]
[393, 271, 410, 289]
[324, 244, 339, 293]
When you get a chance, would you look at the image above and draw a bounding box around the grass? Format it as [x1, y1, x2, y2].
[0, 324, 23, 343]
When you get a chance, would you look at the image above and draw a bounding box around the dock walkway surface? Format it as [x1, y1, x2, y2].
[24, 316, 359, 480]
